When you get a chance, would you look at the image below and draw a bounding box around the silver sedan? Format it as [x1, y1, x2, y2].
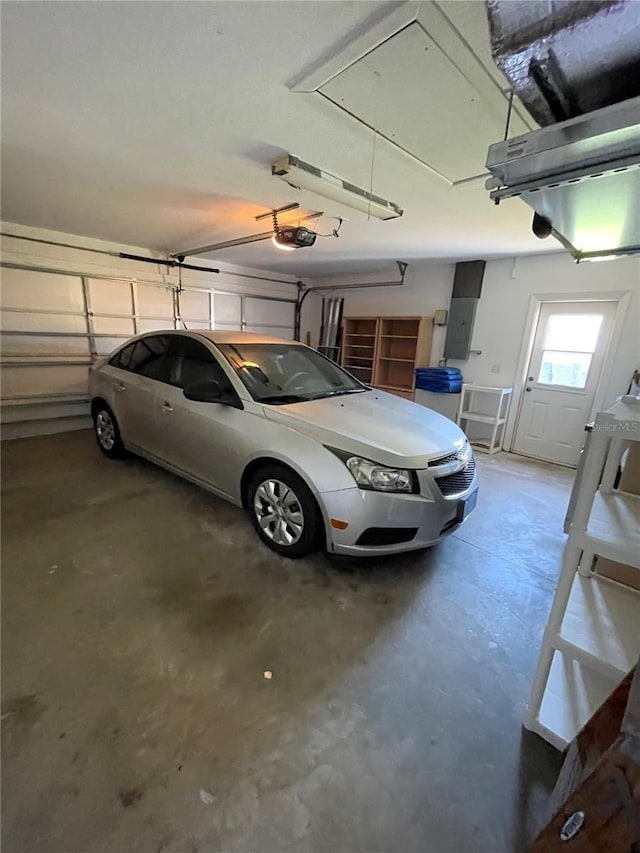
[89, 330, 478, 557]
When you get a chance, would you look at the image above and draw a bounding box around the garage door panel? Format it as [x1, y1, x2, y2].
[1, 334, 90, 357]
[183, 321, 211, 330]
[245, 325, 294, 339]
[95, 337, 130, 356]
[88, 279, 133, 315]
[1, 398, 89, 425]
[137, 285, 174, 318]
[92, 316, 135, 336]
[1, 312, 87, 333]
[179, 290, 210, 321]
[213, 294, 241, 325]
[245, 298, 295, 327]
[213, 321, 242, 332]
[138, 319, 174, 333]
[2, 365, 89, 397]
[1, 268, 84, 312]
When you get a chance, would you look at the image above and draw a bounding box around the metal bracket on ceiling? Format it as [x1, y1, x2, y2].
[311, 260, 410, 295]
[254, 203, 300, 221]
[294, 260, 408, 341]
[503, 89, 515, 141]
[328, 260, 409, 291]
[529, 55, 574, 123]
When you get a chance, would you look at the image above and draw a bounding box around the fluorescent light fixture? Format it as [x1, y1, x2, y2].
[272, 154, 403, 221]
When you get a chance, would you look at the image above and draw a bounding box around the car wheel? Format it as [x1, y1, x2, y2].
[93, 404, 126, 458]
[248, 464, 323, 558]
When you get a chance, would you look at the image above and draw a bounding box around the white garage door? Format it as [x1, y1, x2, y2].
[1, 268, 92, 437]
[1, 264, 297, 438]
[245, 297, 295, 338]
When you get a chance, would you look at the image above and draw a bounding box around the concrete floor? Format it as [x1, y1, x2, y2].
[1, 430, 572, 853]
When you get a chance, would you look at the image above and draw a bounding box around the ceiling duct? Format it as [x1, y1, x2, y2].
[487, 0, 640, 126]
[485, 0, 640, 261]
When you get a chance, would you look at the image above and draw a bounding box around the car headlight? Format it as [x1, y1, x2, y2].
[327, 448, 415, 493]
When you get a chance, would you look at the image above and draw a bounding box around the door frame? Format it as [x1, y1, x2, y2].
[503, 289, 632, 453]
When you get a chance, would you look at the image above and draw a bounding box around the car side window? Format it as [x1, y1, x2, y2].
[108, 336, 171, 381]
[127, 335, 171, 381]
[165, 337, 233, 391]
[109, 342, 135, 370]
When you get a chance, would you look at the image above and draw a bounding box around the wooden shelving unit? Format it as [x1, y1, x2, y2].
[340, 317, 379, 385]
[341, 316, 433, 400]
[525, 400, 640, 750]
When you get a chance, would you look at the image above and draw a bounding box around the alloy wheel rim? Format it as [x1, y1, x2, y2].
[254, 479, 304, 546]
[96, 410, 115, 450]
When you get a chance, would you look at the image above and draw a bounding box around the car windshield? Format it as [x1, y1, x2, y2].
[217, 343, 367, 404]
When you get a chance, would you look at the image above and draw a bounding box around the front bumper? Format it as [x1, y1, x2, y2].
[319, 472, 478, 557]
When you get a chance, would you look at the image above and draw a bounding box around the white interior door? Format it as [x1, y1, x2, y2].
[513, 301, 617, 466]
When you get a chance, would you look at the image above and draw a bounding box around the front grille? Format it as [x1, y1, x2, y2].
[434, 456, 476, 497]
[356, 527, 419, 547]
[428, 450, 459, 467]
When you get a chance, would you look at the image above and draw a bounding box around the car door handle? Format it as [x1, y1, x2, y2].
[162, 402, 174, 413]
[117, 382, 126, 392]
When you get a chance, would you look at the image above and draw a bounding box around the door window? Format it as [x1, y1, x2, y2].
[130, 335, 171, 381]
[109, 342, 136, 370]
[537, 313, 604, 389]
[165, 336, 232, 391]
[108, 335, 170, 381]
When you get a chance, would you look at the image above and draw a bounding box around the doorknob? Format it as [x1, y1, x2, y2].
[162, 402, 173, 412]
[528, 376, 534, 382]
[526, 387, 532, 392]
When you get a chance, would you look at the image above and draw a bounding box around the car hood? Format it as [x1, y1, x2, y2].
[263, 389, 467, 469]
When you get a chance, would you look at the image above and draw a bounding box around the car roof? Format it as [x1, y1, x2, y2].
[194, 330, 302, 346]
[129, 329, 303, 346]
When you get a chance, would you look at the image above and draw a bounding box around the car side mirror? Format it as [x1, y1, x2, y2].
[183, 379, 225, 403]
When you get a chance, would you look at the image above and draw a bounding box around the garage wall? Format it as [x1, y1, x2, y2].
[1, 223, 319, 439]
[310, 253, 640, 412]
[446, 254, 640, 412]
[308, 262, 455, 367]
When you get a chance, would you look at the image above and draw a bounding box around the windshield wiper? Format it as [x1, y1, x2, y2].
[310, 388, 366, 400]
[259, 394, 310, 405]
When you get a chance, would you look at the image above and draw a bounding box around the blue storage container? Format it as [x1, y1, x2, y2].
[415, 367, 463, 393]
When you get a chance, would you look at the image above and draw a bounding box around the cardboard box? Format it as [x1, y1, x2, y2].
[594, 443, 640, 591]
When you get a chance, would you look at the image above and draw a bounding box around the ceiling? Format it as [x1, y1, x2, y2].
[1, 1, 562, 276]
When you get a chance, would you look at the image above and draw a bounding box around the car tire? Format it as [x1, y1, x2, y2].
[93, 403, 126, 458]
[248, 464, 324, 558]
